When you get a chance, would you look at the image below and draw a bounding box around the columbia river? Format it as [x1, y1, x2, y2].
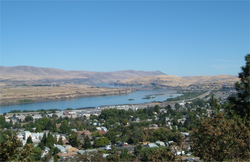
[0, 86, 181, 113]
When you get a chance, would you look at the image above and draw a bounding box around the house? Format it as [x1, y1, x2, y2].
[17, 115, 25, 122]
[160, 109, 167, 113]
[83, 130, 92, 137]
[4, 115, 10, 120]
[41, 147, 50, 158]
[71, 129, 77, 132]
[135, 117, 140, 122]
[83, 114, 91, 119]
[67, 147, 79, 152]
[168, 141, 174, 145]
[146, 143, 158, 148]
[181, 132, 189, 137]
[96, 127, 108, 132]
[70, 115, 77, 119]
[69, 111, 76, 115]
[152, 124, 158, 127]
[32, 115, 42, 121]
[54, 144, 67, 153]
[24, 131, 32, 140]
[182, 144, 191, 151]
[77, 149, 98, 155]
[63, 112, 70, 115]
[56, 123, 61, 129]
[177, 119, 183, 123]
[155, 140, 165, 146]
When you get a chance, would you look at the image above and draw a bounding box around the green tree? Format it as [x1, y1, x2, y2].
[228, 54, 250, 120]
[33, 147, 42, 161]
[106, 152, 120, 161]
[58, 135, 64, 145]
[120, 148, 136, 161]
[175, 103, 181, 111]
[52, 113, 58, 119]
[134, 143, 143, 156]
[0, 115, 12, 129]
[39, 132, 46, 150]
[25, 115, 33, 122]
[105, 129, 119, 144]
[54, 155, 59, 162]
[83, 135, 92, 149]
[59, 120, 70, 133]
[19, 143, 34, 161]
[69, 133, 79, 148]
[121, 119, 129, 125]
[94, 137, 110, 148]
[152, 127, 172, 142]
[210, 94, 221, 115]
[46, 132, 54, 148]
[53, 134, 57, 144]
[26, 136, 33, 144]
[140, 146, 176, 161]
[36, 125, 42, 132]
[192, 112, 250, 161]
[153, 105, 161, 113]
[92, 130, 103, 138]
[0, 132, 34, 161]
[51, 122, 58, 132]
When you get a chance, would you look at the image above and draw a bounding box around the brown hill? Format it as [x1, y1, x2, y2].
[114, 75, 239, 89]
[0, 66, 165, 84]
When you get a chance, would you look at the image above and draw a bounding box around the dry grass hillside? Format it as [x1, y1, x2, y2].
[0, 66, 165, 84]
[0, 84, 135, 106]
[115, 75, 239, 89]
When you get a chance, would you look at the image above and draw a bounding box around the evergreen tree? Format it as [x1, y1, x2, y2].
[69, 133, 79, 148]
[46, 132, 54, 148]
[0, 132, 34, 161]
[210, 94, 221, 115]
[228, 54, 250, 120]
[140, 146, 176, 161]
[41, 132, 47, 146]
[26, 136, 33, 144]
[52, 122, 58, 132]
[134, 144, 143, 156]
[53, 134, 57, 144]
[192, 112, 250, 161]
[82, 135, 91, 149]
[33, 147, 42, 161]
[59, 120, 70, 133]
[58, 135, 64, 145]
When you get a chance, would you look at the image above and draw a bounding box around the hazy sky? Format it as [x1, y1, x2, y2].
[1, 1, 249, 76]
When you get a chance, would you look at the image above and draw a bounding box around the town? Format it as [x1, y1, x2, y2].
[0, 91, 230, 162]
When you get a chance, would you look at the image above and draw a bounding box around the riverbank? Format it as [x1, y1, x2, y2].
[0, 84, 137, 106]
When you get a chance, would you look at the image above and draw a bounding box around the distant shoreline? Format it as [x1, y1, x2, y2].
[0, 89, 136, 107]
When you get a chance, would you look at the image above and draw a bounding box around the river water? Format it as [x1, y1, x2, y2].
[0, 87, 181, 113]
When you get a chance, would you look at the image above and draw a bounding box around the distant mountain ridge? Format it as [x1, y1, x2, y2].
[0, 66, 166, 84]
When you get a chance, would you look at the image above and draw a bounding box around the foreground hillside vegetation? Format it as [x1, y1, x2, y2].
[0, 54, 249, 162]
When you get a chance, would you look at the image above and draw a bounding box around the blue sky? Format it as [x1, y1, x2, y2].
[1, 1, 249, 76]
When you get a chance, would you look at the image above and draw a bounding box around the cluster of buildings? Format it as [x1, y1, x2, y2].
[16, 130, 66, 146]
